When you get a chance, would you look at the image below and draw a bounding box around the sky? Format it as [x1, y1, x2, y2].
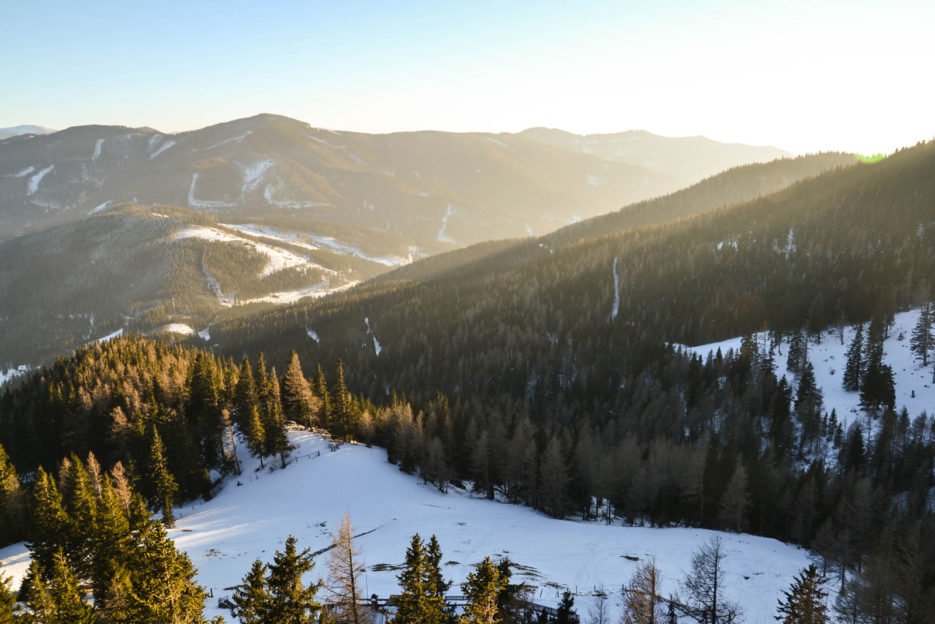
[2, 0, 933, 154]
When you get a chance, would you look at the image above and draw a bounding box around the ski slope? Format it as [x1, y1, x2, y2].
[2, 429, 811, 623]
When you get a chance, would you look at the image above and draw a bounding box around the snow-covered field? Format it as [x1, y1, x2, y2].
[1, 429, 811, 623]
[676, 308, 935, 429]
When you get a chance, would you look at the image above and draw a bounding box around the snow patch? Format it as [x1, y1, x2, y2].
[365, 317, 382, 356]
[89, 201, 110, 215]
[0, 365, 30, 388]
[238, 280, 359, 306]
[611, 257, 620, 320]
[306, 328, 320, 342]
[11, 166, 35, 178]
[437, 204, 456, 243]
[188, 173, 238, 209]
[26, 165, 54, 195]
[92, 138, 104, 159]
[197, 130, 253, 151]
[586, 174, 600, 186]
[198, 328, 211, 341]
[485, 136, 508, 148]
[95, 328, 124, 344]
[157, 323, 195, 336]
[149, 139, 176, 160]
[240, 159, 274, 195]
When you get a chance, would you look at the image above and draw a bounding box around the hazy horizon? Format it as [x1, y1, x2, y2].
[3, 0, 933, 155]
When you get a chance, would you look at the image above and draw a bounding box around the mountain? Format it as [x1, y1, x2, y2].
[0, 125, 55, 140]
[0, 113, 684, 242]
[0, 114, 807, 367]
[520, 127, 790, 185]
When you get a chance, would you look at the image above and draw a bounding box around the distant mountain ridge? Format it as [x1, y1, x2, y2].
[0, 125, 55, 140]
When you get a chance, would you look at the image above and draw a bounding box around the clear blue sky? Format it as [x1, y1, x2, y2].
[2, 0, 933, 154]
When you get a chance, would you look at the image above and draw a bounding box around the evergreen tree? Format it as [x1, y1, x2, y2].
[460, 557, 507, 624]
[148, 426, 179, 527]
[776, 565, 828, 624]
[46, 550, 94, 624]
[282, 350, 314, 428]
[910, 304, 933, 367]
[313, 364, 332, 430]
[393, 534, 432, 624]
[124, 520, 212, 624]
[234, 357, 258, 430]
[426, 535, 450, 610]
[0, 573, 20, 623]
[0, 443, 25, 546]
[262, 369, 290, 469]
[332, 360, 352, 442]
[842, 324, 863, 391]
[245, 404, 267, 468]
[27, 467, 70, 573]
[266, 535, 322, 624]
[787, 331, 807, 374]
[555, 590, 576, 624]
[717, 463, 749, 532]
[232, 560, 270, 624]
[326, 512, 372, 624]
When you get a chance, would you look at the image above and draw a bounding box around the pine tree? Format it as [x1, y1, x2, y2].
[624, 558, 665, 624]
[460, 557, 507, 624]
[46, 550, 94, 624]
[148, 426, 179, 527]
[125, 520, 211, 624]
[776, 565, 828, 624]
[234, 357, 258, 430]
[717, 463, 749, 532]
[28, 467, 70, 573]
[262, 369, 290, 469]
[91, 474, 131, 608]
[425, 535, 450, 616]
[0, 443, 25, 546]
[326, 512, 372, 624]
[245, 404, 267, 468]
[232, 560, 270, 624]
[313, 364, 332, 430]
[0, 573, 20, 623]
[844, 324, 865, 390]
[555, 590, 576, 624]
[393, 534, 429, 624]
[282, 350, 313, 428]
[332, 360, 351, 442]
[787, 331, 807, 374]
[910, 304, 933, 367]
[266, 535, 322, 624]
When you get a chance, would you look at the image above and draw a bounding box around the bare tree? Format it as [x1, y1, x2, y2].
[589, 588, 609, 624]
[680, 537, 741, 624]
[623, 558, 665, 624]
[326, 512, 372, 624]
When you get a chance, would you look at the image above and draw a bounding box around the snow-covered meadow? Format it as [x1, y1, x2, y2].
[2, 429, 812, 623]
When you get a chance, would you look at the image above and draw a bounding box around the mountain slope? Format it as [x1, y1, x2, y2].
[0, 113, 685, 243]
[0, 125, 55, 140]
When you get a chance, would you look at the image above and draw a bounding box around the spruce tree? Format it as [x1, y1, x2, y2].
[266, 535, 321, 624]
[842, 323, 863, 391]
[234, 357, 258, 430]
[282, 350, 313, 428]
[46, 550, 94, 624]
[776, 565, 828, 624]
[425, 535, 450, 617]
[332, 360, 351, 442]
[245, 404, 267, 468]
[28, 467, 70, 573]
[787, 331, 807, 374]
[148, 426, 179, 527]
[232, 560, 270, 624]
[393, 534, 428, 624]
[125, 520, 211, 624]
[910, 304, 933, 367]
[0, 573, 20, 623]
[0, 443, 25, 546]
[460, 557, 507, 624]
[263, 369, 290, 469]
[555, 591, 576, 624]
[313, 364, 332, 430]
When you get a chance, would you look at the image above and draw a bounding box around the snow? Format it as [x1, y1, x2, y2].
[89, 201, 110, 215]
[95, 328, 124, 344]
[157, 323, 196, 336]
[485, 136, 508, 148]
[0, 365, 30, 388]
[197, 130, 253, 151]
[188, 173, 238, 209]
[223, 223, 411, 268]
[437, 204, 456, 244]
[149, 139, 176, 160]
[11, 166, 34, 178]
[525, 224, 534, 236]
[198, 328, 211, 341]
[26, 165, 54, 195]
[173, 225, 330, 278]
[93, 138, 104, 159]
[586, 174, 600, 186]
[237, 281, 360, 306]
[675, 308, 935, 429]
[610, 258, 620, 321]
[306, 328, 320, 342]
[240, 160, 275, 194]
[263, 183, 330, 209]
[0, 430, 811, 623]
[365, 317, 382, 356]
